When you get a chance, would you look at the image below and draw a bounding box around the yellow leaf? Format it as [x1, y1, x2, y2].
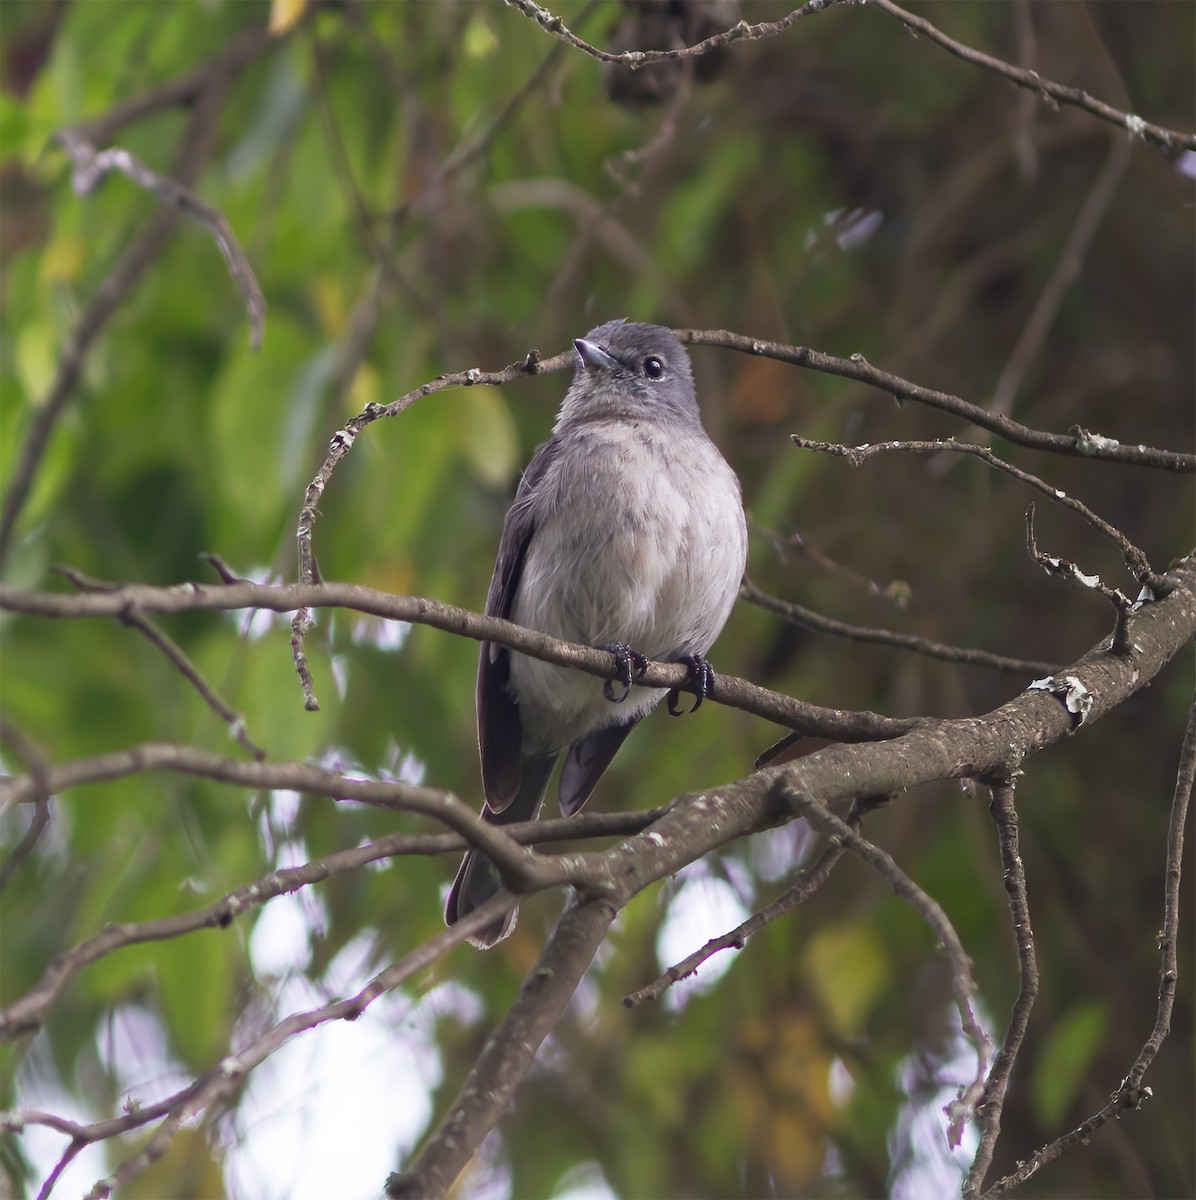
[268, 0, 307, 35]
[803, 920, 888, 1035]
[346, 361, 381, 414]
[37, 233, 84, 286]
[454, 386, 520, 488]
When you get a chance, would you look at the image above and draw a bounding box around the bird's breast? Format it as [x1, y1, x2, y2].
[511, 420, 746, 659]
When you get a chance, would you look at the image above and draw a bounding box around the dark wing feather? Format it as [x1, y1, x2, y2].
[558, 716, 643, 817]
[477, 438, 560, 812]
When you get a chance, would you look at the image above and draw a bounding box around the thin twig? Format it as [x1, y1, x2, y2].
[624, 796, 886, 1007]
[80, 898, 513, 1200]
[501, 0, 836, 67]
[0, 81, 230, 568]
[0, 797, 670, 1042]
[742, 577, 1058, 677]
[779, 783, 994, 1142]
[505, 0, 1193, 152]
[16, 1084, 205, 1200]
[981, 694, 1195, 1198]
[680, 331, 1194, 471]
[988, 134, 1131, 420]
[753, 524, 911, 608]
[307, 39, 429, 313]
[1126, 692, 1195, 1087]
[0, 576, 915, 740]
[791, 435, 1163, 592]
[0, 719, 52, 888]
[53, 565, 266, 760]
[868, 0, 1193, 152]
[291, 347, 567, 708]
[54, 130, 266, 349]
[1024, 504, 1134, 656]
[964, 778, 1038, 1197]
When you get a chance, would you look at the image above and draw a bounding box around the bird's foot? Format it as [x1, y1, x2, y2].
[599, 643, 649, 703]
[668, 654, 715, 716]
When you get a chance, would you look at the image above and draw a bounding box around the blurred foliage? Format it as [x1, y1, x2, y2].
[1, 1, 1192, 1197]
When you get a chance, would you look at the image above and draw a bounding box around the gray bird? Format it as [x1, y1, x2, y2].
[445, 320, 747, 947]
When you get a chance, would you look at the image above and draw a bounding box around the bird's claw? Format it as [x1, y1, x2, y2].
[668, 654, 715, 716]
[600, 643, 648, 703]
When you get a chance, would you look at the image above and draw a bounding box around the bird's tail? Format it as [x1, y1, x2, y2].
[444, 753, 557, 948]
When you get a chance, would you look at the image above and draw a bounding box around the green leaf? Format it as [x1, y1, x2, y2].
[1032, 1000, 1109, 1126]
[454, 385, 519, 487]
[803, 920, 889, 1035]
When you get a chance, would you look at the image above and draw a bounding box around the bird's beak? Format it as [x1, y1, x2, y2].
[573, 338, 621, 372]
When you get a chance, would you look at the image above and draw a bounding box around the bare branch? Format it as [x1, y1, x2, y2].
[1023, 504, 1135, 657]
[388, 894, 614, 1196]
[753, 523, 912, 607]
[0, 81, 229, 568]
[290, 332, 1187, 712]
[0, 742, 546, 896]
[0, 789, 669, 1042]
[983, 692, 1196, 1197]
[964, 778, 1039, 1197]
[54, 565, 265, 760]
[989, 135, 1131, 419]
[681, 330, 1194, 471]
[501, 0, 836, 67]
[868, 0, 1194, 152]
[0, 578, 916, 742]
[8, 558, 1194, 1192]
[623, 796, 887, 1007]
[292, 348, 569, 706]
[1128, 693, 1195, 1085]
[779, 784, 993, 1146]
[0, 719, 52, 888]
[54, 130, 266, 349]
[790, 435, 1164, 590]
[81, 903, 511, 1200]
[505, 0, 1194, 152]
[742, 577, 1059, 678]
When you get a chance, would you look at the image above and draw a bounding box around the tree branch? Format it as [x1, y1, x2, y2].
[867, 0, 1194, 152]
[81, 903, 511, 1200]
[0, 80, 230, 567]
[505, 0, 1194, 152]
[790, 435, 1164, 590]
[623, 796, 881, 1007]
[964, 778, 1039, 1197]
[680, 331, 1194, 471]
[981, 691, 1196, 1197]
[7, 558, 1194, 1194]
[0, 578, 916, 741]
[388, 894, 615, 1197]
[54, 565, 266, 760]
[742, 578, 1059, 678]
[0, 786, 669, 1043]
[0, 719, 52, 889]
[500, 0, 836, 67]
[780, 784, 993, 1146]
[54, 129, 266, 349]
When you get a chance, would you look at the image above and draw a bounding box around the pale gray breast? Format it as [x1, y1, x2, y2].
[508, 419, 745, 750]
[513, 419, 745, 658]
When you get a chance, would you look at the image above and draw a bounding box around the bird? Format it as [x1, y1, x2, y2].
[445, 320, 748, 947]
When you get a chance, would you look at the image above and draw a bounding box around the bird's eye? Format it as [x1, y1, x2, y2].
[643, 357, 664, 379]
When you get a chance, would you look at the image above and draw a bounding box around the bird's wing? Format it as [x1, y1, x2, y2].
[558, 716, 643, 816]
[476, 437, 560, 812]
